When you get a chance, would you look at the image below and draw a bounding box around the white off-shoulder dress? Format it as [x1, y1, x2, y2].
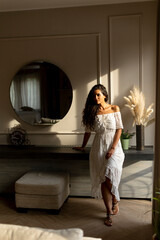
[89, 111, 125, 201]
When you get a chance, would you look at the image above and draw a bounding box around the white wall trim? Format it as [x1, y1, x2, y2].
[96, 34, 101, 83]
[108, 14, 143, 99]
[0, 33, 100, 41]
[0, 131, 94, 135]
[0, 33, 101, 84]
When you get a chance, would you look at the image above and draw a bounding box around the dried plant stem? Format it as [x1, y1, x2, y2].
[124, 87, 154, 126]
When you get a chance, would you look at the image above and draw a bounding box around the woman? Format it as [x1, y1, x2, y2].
[74, 84, 125, 226]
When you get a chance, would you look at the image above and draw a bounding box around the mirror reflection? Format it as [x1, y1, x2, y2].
[10, 61, 73, 125]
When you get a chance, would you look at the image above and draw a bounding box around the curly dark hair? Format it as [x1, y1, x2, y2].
[82, 84, 108, 130]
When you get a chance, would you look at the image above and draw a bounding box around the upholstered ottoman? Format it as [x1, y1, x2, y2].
[15, 171, 70, 213]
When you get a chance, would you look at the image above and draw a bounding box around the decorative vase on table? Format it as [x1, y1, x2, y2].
[121, 130, 135, 151]
[136, 125, 144, 151]
[121, 139, 130, 150]
[123, 87, 154, 151]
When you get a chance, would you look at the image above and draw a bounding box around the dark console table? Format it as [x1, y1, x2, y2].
[0, 145, 154, 198]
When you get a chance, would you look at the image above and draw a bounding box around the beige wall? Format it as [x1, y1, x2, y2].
[0, 1, 157, 146]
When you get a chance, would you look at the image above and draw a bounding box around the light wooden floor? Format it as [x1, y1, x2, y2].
[0, 195, 154, 240]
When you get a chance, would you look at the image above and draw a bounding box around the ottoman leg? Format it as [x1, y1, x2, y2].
[16, 207, 28, 213]
[46, 208, 61, 215]
[65, 197, 69, 203]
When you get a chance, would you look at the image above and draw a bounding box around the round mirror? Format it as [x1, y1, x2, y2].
[10, 61, 73, 125]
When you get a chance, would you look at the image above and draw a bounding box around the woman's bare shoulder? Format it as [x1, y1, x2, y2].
[111, 105, 120, 112]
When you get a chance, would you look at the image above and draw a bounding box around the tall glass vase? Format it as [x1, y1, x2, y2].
[136, 125, 144, 150]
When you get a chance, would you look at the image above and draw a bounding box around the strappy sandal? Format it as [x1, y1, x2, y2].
[104, 214, 112, 227]
[112, 201, 119, 215]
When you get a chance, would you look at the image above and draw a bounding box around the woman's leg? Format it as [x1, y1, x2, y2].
[101, 177, 113, 214]
[101, 177, 113, 226]
[112, 194, 119, 215]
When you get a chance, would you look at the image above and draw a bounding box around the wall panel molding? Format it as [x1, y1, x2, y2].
[0, 32, 101, 83]
[0, 32, 100, 41]
[108, 14, 142, 104]
[0, 33, 102, 139]
[0, 33, 101, 85]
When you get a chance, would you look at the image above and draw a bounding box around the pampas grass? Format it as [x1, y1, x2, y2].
[124, 87, 154, 126]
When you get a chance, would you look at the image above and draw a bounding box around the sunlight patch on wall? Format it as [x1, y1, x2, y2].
[87, 81, 97, 93]
[8, 119, 20, 129]
[66, 80, 97, 133]
[110, 68, 119, 104]
[101, 74, 109, 90]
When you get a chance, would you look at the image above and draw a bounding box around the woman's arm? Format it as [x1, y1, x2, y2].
[106, 128, 122, 159]
[73, 132, 91, 151]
